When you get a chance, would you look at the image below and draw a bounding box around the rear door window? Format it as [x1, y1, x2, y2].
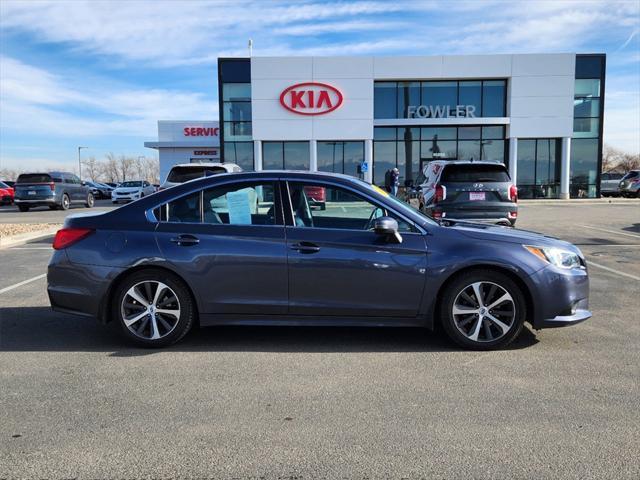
[167, 166, 227, 183]
[441, 164, 510, 183]
[16, 174, 52, 184]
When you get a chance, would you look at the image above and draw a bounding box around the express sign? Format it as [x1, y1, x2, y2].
[279, 82, 343, 116]
[183, 126, 219, 137]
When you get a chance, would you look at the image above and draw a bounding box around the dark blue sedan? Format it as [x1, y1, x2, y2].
[47, 171, 591, 349]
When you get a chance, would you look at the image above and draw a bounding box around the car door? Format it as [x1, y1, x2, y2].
[154, 179, 288, 315]
[284, 180, 428, 318]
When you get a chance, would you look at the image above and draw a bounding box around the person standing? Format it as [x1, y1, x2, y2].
[390, 167, 400, 196]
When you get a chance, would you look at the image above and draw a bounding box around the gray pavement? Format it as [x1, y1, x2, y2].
[1, 202, 639, 478]
[0, 199, 116, 224]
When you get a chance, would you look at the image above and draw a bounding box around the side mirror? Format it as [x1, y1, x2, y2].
[373, 216, 403, 244]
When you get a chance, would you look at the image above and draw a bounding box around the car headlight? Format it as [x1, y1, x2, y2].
[524, 245, 583, 269]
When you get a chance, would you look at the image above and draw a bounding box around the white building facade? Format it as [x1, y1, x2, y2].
[218, 54, 605, 198]
[145, 120, 221, 182]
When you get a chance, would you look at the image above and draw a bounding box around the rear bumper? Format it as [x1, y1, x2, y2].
[15, 197, 57, 206]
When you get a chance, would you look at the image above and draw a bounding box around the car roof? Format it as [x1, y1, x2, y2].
[169, 162, 236, 168]
[430, 160, 507, 166]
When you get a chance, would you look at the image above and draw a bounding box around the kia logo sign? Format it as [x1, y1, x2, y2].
[279, 82, 343, 116]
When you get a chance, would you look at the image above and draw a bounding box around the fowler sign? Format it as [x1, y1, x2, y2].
[407, 105, 477, 119]
[279, 82, 343, 116]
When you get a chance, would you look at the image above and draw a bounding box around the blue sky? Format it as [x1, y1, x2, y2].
[1, 0, 639, 172]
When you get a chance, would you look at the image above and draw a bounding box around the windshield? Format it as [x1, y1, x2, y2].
[442, 164, 510, 183]
[120, 181, 142, 187]
[167, 166, 226, 183]
[363, 182, 438, 226]
[0, 181, 8, 188]
[622, 171, 639, 180]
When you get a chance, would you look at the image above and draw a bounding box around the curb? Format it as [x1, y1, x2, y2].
[519, 199, 639, 205]
[0, 228, 59, 249]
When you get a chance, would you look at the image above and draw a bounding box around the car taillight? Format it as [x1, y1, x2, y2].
[49, 182, 55, 191]
[509, 184, 518, 202]
[508, 211, 518, 219]
[432, 210, 443, 220]
[52, 228, 94, 250]
[434, 184, 446, 203]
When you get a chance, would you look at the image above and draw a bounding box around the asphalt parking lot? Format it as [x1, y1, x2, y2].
[1, 201, 639, 478]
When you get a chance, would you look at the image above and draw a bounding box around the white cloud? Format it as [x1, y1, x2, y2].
[0, 56, 218, 140]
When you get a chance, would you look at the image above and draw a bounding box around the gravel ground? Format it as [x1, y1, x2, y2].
[0, 223, 61, 239]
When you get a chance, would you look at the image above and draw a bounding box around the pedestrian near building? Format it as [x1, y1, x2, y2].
[391, 168, 400, 196]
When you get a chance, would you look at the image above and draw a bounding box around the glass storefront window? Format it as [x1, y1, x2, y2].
[458, 127, 481, 140]
[574, 98, 600, 118]
[374, 82, 397, 119]
[397, 82, 421, 118]
[573, 118, 599, 138]
[284, 142, 310, 170]
[457, 140, 481, 160]
[458, 81, 482, 117]
[373, 142, 396, 185]
[482, 81, 506, 117]
[225, 142, 254, 171]
[263, 142, 284, 170]
[570, 138, 599, 198]
[482, 126, 504, 139]
[421, 140, 457, 160]
[422, 81, 457, 112]
[574, 79, 600, 97]
[223, 83, 251, 101]
[224, 121, 252, 141]
[481, 140, 505, 162]
[318, 141, 364, 177]
[374, 127, 396, 140]
[421, 127, 456, 141]
[223, 101, 252, 122]
[516, 138, 561, 199]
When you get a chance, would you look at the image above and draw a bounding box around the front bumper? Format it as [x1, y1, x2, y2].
[112, 193, 140, 202]
[528, 264, 591, 329]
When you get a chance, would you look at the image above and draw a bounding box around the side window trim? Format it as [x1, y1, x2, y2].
[283, 179, 420, 233]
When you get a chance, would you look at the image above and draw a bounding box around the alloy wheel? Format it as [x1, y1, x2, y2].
[120, 281, 181, 340]
[62, 194, 70, 210]
[452, 281, 516, 342]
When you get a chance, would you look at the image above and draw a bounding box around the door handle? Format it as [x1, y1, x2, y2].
[170, 234, 200, 246]
[290, 241, 320, 253]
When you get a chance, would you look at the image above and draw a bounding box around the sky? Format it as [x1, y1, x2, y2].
[1, 0, 639, 172]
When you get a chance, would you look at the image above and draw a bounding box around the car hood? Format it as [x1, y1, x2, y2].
[448, 221, 581, 254]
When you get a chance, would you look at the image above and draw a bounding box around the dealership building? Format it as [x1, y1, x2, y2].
[149, 53, 605, 198]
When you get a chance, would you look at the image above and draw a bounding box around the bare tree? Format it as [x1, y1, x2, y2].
[618, 153, 640, 173]
[117, 155, 135, 182]
[103, 153, 120, 183]
[0, 168, 22, 181]
[602, 144, 624, 173]
[81, 156, 102, 181]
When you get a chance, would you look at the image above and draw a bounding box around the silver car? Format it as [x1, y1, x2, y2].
[600, 172, 625, 197]
[618, 170, 640, 198]
[160, 162, 242, 190]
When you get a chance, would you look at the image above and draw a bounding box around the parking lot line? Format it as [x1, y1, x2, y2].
[0, 273, 46, 294]
[580, 225, 640, 239]
[587, 261, 640, 281]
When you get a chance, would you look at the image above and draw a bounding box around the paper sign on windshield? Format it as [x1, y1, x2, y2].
[227, 190, 252, 225]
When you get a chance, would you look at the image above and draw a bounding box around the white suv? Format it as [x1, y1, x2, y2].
[112, 180, 156, 204]
[160, 162, 242, 190]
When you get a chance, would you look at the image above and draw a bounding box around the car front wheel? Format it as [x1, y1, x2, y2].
[113, 269, 195, 347]
[440, 269, 526, 350]
[85, 192, 94, 208]
[60, 193, 70, 210]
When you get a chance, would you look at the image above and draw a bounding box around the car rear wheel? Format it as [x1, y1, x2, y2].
[113, 269, 195, 347]
[440, 270, 526, 350]
[60, 193, 70, 210]
[85, 192, 94, 208]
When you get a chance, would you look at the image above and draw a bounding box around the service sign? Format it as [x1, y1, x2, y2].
[279, 82, 343, 116]
[183, 126, 219, 137]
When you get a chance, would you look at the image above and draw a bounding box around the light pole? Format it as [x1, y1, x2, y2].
[78, 146, 88, 179]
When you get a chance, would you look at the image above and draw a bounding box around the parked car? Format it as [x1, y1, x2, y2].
[111, 180, 156, 204]
[1, 180, 15, 188]
[600, 172, 625, 196]
[160, 162, 241, 190]
[618, 170, 640, 198]
[105, 182, 119, 189]
[14, 172, 94, 211]
[0, 181, 14, 205]
[84, 181, 112, 199]
[47, 171, 590, 350]
[416, 161, 518, 226]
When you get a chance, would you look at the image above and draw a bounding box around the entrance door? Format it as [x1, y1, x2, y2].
[284, 181, 427, 318]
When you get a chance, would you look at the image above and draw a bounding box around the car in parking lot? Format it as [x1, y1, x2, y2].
[618, 170, 640, 197]
[160, 162, 242, 190]
[111, 180, 156, 203]
[0, 181, 14, 205]
[416, 161, 518, 226]
[600, 172, 625, 196]
[85, 181, 113, 199]
[14, 172, 94, 211]
[47, 171, 591, 350]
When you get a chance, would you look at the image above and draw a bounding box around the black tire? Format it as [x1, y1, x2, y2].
[18, 205, 29, 212]
[439, 269, 527, 350]
[60, 193, 70, 210]
[49, 205, 57, 210]
[112, 269, 195, 348]
[85, 192, 94, 208]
